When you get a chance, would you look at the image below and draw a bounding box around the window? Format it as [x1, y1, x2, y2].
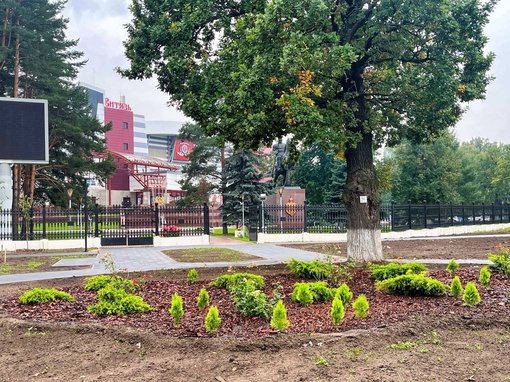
[122, 122, 128, 129]
[123, 143, 129, 150]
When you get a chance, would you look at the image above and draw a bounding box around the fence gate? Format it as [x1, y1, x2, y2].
[99, 206, 154, 246]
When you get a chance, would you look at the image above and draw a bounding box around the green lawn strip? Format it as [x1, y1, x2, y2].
[162, 247, 262, 263]
[0, 254, 96, 275]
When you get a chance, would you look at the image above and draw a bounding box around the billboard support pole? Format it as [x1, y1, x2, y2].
[0, 163, 13, 210]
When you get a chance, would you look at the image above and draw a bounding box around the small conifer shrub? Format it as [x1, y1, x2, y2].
[450, 276, 463, 299]
[462, 282, 481, 307]
[292, 283, 314, 306]
[204, 305, 221, 333]
[19, 288, 74, 305]
[270, 300, 290, 331]
[331, 297, 345, 326]
[170, 292, 184, 326]
[479, 266, 491, 288]
[197, 288, 210, 310]
[352, 294, 369, 318]
[446, 259, 460, 274]
[187, 269, 198, 285]
[336, 283, 353, 307]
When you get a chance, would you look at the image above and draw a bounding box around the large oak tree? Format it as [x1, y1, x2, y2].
[120, 0, 496, 261]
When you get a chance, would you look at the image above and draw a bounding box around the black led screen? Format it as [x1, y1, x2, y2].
[0, 98, 48, 163]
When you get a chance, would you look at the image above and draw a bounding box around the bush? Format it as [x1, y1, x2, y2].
[463, 282, 481, 307]
[375, 274, 447, 296]
[369, 262, 428, 281]
[204, 306, 221, 333]
[450, 276, 463, 299]
[210, 273, 265, 291]
[336, 283, 353, 308]
[291, 283, 314, 306]
[446, 259, 460, 274]
[331, 297, 345, 326]
[352, 294, 369, 318]
[197, 288, 210, 310]
[87, 285, 151, 315]
[479, 266, 491, 288]
[488, 245, 510, 276]
[187, 269, 198, 285]
[270, 300, 290, 331]
[170, 292, 184, 326]
[287, 258, 333, 280]
[84, 275, 136, 293]
[292, 281, 336, 303]
[20, 288, 74, 305]
[231, 279, 270, 318]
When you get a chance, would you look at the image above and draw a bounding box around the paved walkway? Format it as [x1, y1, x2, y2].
[0, 236, 493, 285]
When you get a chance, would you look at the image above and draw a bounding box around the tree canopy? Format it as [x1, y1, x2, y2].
[121, 0, 497, 261]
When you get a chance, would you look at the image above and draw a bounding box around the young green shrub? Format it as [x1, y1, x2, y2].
[450, 276, 463, 299]
[352, 294, 369, 319]
[330, 297, 345, 326]
[210, 273, 265, 291]
[87, 285, 151, 315]
[270, 299, 290, 331]
[462, 282, 481, 307]
[85, 275, 115, 291]
[446, 259, 460, 274]
[19, 288, 74, 305]
[336, 283, 353, 307]
[287, 258, 333, 280]
[369, 262, 428, 281]
[231, 279, 270, 318]
[170, 292, 184, 326]
[488, 245, 510, 276]
[187, 269, 198, 285]
[479, 266, 491, 288]
[291, 281, 336, 303]
[291, 283, 314, 306]
[197, 288, 210, 310]
[375, 273, 447, 296]
[204, 305, 221, 333]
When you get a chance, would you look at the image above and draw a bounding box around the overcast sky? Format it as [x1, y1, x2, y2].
[62, 0, 510, 143]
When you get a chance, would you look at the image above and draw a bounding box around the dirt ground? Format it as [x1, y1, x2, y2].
[1, 236, 510, 382]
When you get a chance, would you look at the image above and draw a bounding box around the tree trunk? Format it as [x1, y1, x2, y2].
[344, 131, 383, 262]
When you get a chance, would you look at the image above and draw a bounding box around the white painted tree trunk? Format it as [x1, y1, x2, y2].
[347, 228, 383, 262]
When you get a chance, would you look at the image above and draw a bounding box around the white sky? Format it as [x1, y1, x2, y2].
[63, 0, 510, 142]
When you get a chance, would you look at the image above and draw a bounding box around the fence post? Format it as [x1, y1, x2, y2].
[423, 201, 427, 229]
[408, 201, 412, 230]
[472, 203, 476, 225]
[450, 203, 454, 226]
[203, 202, 210, 235]
[491, 203, 495, 223]
[94, 204, 99, 237]
[154, 203, 160, 236]
[482, 204, 486, 224]
[42, 204, 47, 239]
[437, 203, 441, 228]
[303, 202, 308, 233]
[391, 201, 395, 232]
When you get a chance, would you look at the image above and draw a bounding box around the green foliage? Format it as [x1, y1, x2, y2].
[450, 276, 463, 299]
[287, 258, 333, 280]
[291, 283, 314, 306]
[84, 275, 136, 293]
[369, 262, 428, 281]
[446, 259, 460, 275]
[352, 295, 369, 319]
[270, 300, 290, 331]
[292, 281, 336, 304]
[204, 306, 221, 333]
[375, 274, 447, 297]
[462, 282, 481, 307]
[210, 273, 265, 291]
[87, 285, 151, 315]
[197, 288, 210, 310]
[231, 279, 270, 318]
[479, 266, 491, 288]
[170, 292, 185, 326]
[187, 269, 198, 285]
[330, 297, 345, 326]
[19, 288, 74, 305]
[336, 283, 353, 308]
[488, 246, 510, 276]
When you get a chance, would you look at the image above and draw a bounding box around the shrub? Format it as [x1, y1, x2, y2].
[197, 288, 210, 310]
[210, 273, 265, 291]
[352, 294, 369, 318]
[446, 259, 460, 274]
[291, 283, 314, 306]
[479, 266, 491, 288]
[231, 279, 270, 318]
[187, 269, 198, 285]
[488, 245, 510, 276]
[87, 285, 151, 315]
[336, 283, 353, 308]
[287, 258, 333, 280]
[463, 282, 481, 307]
[292, 281, 336, 303]
[331, 297, 345, 326]
[450, 276, 463, 299]
[369, 262, 428, 281]
[375, 273, 447, 296]
[84, 275, 136, 293]
[170, 292, 184, 326]
[204, 306, 221, 333]
[270, 300, 290, 331]
[19, 288, 74, 305]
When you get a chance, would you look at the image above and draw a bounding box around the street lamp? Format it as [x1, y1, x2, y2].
[67, 188, 73, 225]
[278, 186, 284, 233]
[260, 193, 266, 233]
[241, 193, 245, 237]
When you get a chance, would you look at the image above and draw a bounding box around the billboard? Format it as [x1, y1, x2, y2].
[173, 139, 193, 161]
[0, 97, 49, 164]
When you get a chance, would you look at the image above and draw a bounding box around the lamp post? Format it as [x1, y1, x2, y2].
[278, 186, 284, 233]
[260, 193, 266, 233]
[241, 193, 245, 237]
[67, 188, 73, 225]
